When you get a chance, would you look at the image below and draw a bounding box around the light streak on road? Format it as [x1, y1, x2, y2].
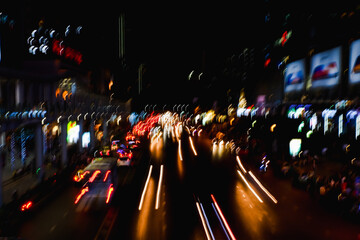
[155, 165, 164, 210]
[211, 203, 231, 240]
[210, 194, 237, 240]
[195, 201, 215, 240]
[237, 170, 263, 203]
[236, 155, 247, 174]
[178, 140, 183, 161]
[138, 165, 153, 210]
[189, 136, 198, 156]
[248, 171, 278, 204]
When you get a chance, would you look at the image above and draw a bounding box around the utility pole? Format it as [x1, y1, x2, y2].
[118, 13, 125, 60]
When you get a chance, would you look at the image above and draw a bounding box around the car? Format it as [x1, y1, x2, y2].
[116, 148, 133, 166]
[74, 157, 118, 209]
[127, 139, 140, 150]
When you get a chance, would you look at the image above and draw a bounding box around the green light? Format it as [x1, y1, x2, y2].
[306, 130, 313, 138]
[298, 121, 304, 133]
[36, 168, 41, 175]
[252, 120, 257, 127]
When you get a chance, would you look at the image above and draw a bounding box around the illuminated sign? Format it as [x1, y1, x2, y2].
[356, 115, 360, 139]
[284, 59, 306, 93]
[338, 114, 343, 137]
[289, 138, 301, 157]
[67, 121, 79, 144]
[349, 39, 360, 84]
[310, 46, 341, 88]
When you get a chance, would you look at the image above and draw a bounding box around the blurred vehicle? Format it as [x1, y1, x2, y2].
[74, 157, 118, 208]
[127, 139, 140, 150]
[111, 140, 120, 151]
[116, 147, 133, 166]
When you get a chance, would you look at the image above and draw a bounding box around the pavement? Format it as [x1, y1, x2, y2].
[1, 150, 58, 206]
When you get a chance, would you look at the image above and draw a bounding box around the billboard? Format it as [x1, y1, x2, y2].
[310, 46, 341, 88]
[284, 59, 306, 93]
[349, 39, 360, 84]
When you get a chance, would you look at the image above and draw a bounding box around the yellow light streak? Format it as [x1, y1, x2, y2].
[178, 140, 183, 161]
[138, 165, 153, 210]
[237, 170, 263, 203]
[155, 165, 164, 210]
[236, 156, 247, 174]
[248, 171, 278, 204]
[189, 136, 198, 156]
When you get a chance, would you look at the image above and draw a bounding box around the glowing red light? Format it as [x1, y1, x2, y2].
[264, 58, 271, 67]
[52, 39, 83, 64]
[103, 170, 111, 182]
[89, 170, 101, 183]
[21, 201, 33, 211]
[75, 187, 89, 204]
[106, 184, 114, 204]
[281, 31, 288, 46]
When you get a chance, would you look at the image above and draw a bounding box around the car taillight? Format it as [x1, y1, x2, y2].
[103, 170, 111, 182]
[21, 201, 33, 211]
[106, 184, 114, 204]
[74, 175, 80, 182]
[89, 170, 101, 183]
[74, 171, 89, 182]
[75, 187, 89, 204]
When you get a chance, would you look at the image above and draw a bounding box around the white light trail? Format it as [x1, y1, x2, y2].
[155, 165, 164, 210]
[248, 171, 278, 204]
[237, 170, 263, 203]
[210, 194, 237, 240]
[189, 136, 198, 156]
[178, 140, 183, 161]
[138, 165, 153, 210]
[236, 156, 247, 174]
[195, 201, 215, 240]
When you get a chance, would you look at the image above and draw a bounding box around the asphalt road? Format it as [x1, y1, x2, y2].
[16, 129, 360, 240]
